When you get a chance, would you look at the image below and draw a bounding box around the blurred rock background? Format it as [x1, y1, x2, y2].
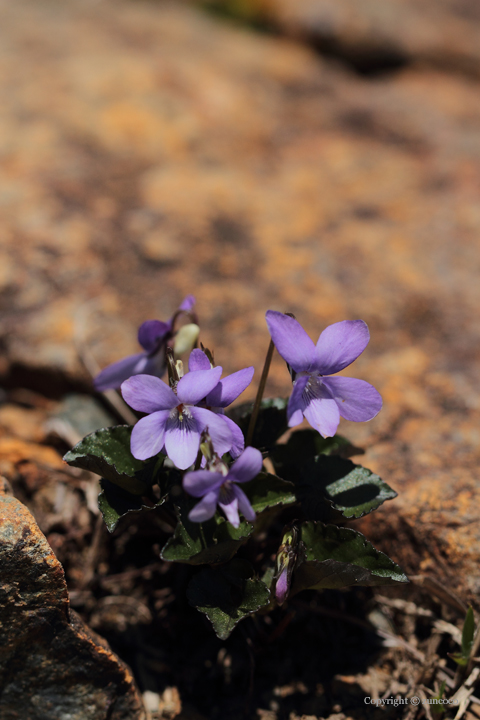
[2, 0, 480, 714]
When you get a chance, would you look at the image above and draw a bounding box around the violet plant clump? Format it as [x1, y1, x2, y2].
[65, 302, 407, 639]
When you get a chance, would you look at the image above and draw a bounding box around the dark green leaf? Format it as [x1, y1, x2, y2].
[271, 429, 363, 486]
[98, 478, 168, 533]
[63, 425, 163, 495]
[241, 472, 296, 513]
[226, 398, 288, 451]
[161, 494, 253, 565]
[291, 521, 408, 594]
[297, 455, 397, 520]
[187, 559, 271, 639]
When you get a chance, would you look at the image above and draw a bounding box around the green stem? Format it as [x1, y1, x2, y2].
[199, 523, 207, 549]
[246, 338, 275, 447]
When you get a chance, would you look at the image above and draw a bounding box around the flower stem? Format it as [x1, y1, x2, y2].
[246, 338, 275, 447]
[194, 448, 202, 471]
[199, 523, 207, 549]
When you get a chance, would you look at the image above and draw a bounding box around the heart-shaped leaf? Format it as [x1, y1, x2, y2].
[187, 559, 271, 639]
[241, 472, 296, 513]
[226, 398, 288, 451]
[161, 494, 253, 565]
[291, 521, 408, 595]
[297, 455, 397, 520]
[98, 477, 169, 533]
[271, 429, 361, 484]
[63, 425, 162, 495]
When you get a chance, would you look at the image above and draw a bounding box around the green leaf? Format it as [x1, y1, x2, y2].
[187, 559, 271, 639]
[241, 472, 296, 513]
[161, 494, 254, 565]
[297, 455, 397, 520]
[449, 652, 468, 667]
[291, 521, 408, 594]
[98, 477, 169, 533]
[431, 680, 447, 715]
[226, 398, 288, 451]
[462, 606, 475, 658]
[63, 425, 162, 495]
[272, 430, 361, 484]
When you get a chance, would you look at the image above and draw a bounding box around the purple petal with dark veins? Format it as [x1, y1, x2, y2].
[232, 485, 256, 522]
[228, 446, 263, 483]
[94, 352, 148, 392]
[303, 394, 341, 438]
[121, 374, 177, 413]
[321, 376, 382, 422]
[205, 366, 254, 408]
[188, 489, 220, 523]
[265, 310, 316, 373]
[287, 374, 309, 427]
[313, 320, 370, 375]
[189, 406, 233, 457]
[178, 295, 196, 312]
[137, 320, 171, 353]
[220, 415, 245, 458]
[164, 411, 201, 470]
[177, 367, 223, 405]
[130, 410, 170, 460]
[183, 470, 225, 497]
[188, 349, 212, 372]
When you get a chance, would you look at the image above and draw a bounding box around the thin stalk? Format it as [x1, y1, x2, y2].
[194, 448, 202, 471]
[246, 339, 275, 447]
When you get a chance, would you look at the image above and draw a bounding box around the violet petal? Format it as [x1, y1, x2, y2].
[130, 410, 170, 460]
[228, 446, 263, 483]
[205, 366, 254, 408]
[275, 567, 289, 605]
[265, 310, 316, 373]
[121, 374, 177, 413]
[164, 411, 201, 470]
[189, 406, 233, 457]
[313, 320, 370, 375]
[142, 352, 168, 379]
[303, 395, 341, 438]
[232, 485, 256, 522]
[218, 496, 240, 528]
[137, 320, 171, 353]
[183, 470, 224, 497]
[178, 295, 196, 312]
[188, 349, 212, 372]
[220, 415, 245, 458]
[321, 376, 382, 422]
[287, 374, 309, 427]
[94, 352, 148, 392]
[177, 367, 223, 405]
[188, 489, 220, 523]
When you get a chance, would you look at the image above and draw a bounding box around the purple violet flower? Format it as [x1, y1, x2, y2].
[183, 446, 263, 527]
[265, 310, 382, 438]
[94, 295, 195, 392]
[121, 364, 233, 470]
[188, 349, 254, 458]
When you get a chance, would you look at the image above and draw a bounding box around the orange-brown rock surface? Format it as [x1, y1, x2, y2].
[1, 0, 480, 603]
[0, 486, 145, 720]
[264, 0, 480, 75]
